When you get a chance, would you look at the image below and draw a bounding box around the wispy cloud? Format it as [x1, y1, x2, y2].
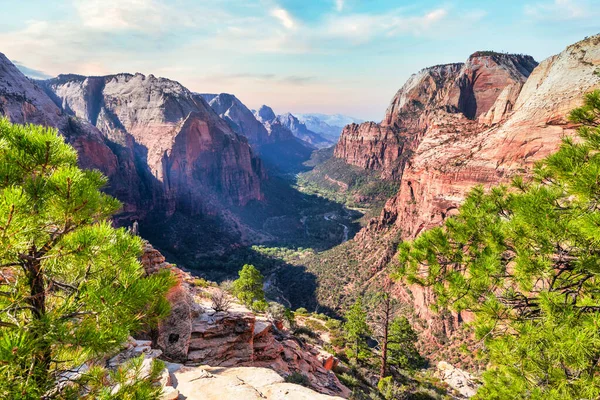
[270, 7, 297, 30]
[335, 0, 344, 12]
[203, 72, 317, 86]
[73, 0, 192, 32]
[324, 7, 454, 43]
[524, 0, 596, 20]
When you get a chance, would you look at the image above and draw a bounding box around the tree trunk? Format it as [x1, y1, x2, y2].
[379, 293, 391, 379]
[26, 253, 51, 382]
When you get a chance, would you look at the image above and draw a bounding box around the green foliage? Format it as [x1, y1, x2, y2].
[193, 277, 211, 288]
[0, 119, 174, 398]
[387, 317, 424, 371]
[344, 298, 372, 363]
[295, 307, 308, 315]
[284, 372, 310, 387]
[377, 376, 403, 400]
[82, 356, 165, 400]
[398, 91, 600, 399]
[304, 318, 327, 332]
[251, 299, 269, 313]
[232, 264, 265, 307]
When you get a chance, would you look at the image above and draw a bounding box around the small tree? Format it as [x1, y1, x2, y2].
[344, 298, 372, 363]
[387, 317, 424, 371]
[0, 119, 174, 398]
[232, 264, 265, 307]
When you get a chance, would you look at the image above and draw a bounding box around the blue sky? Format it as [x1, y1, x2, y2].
[0, 0, 598, 120]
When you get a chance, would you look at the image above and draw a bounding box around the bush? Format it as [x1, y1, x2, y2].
[194, 277, 210, 288]
[295, 307, 308, 315]
[285, 372, 310, 387]
[252, 299, 269, 313]
[219, 279, 234, 292]
[268, 302, 286, 321]
[211, 289, 231, 312]
[377, 376, 404, 400]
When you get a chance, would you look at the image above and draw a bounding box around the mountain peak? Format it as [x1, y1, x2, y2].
[255, 105, 276, 123]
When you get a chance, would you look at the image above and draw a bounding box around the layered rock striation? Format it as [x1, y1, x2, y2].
[40, 74, 265, 216]
[140, 243, 349, 398]
[334, 53, 537, 179]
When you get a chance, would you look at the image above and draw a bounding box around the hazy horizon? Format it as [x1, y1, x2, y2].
[1, 0, 598, 120]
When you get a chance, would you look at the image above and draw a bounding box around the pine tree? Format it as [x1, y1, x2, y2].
[232, 264, 265, 309]
[0, 119, 174, 398]
[398, 90, 600, 399]
[344, 297, 371, 363]
[387, 317, 423, 371]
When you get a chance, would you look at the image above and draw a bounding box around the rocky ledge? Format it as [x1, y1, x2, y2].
[140, 243, 350, 398]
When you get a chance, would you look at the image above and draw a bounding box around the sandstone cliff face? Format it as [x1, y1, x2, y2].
[0, 53, 148, 220]
[334, 53, 537, 179]
[201, 95, 315, 172]
[348, 35, 600, 358]
[40, 73, 265, 215]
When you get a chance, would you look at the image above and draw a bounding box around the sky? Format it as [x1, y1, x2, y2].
[0, 0, 598, 120]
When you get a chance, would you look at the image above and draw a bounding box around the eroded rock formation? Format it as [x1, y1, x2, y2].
[140, 243, 349, 398]
[203, 95, 315, 171]
[40, 73, 265, 214]
[329, 35, 600, 361]
[334, 53, 537, 179]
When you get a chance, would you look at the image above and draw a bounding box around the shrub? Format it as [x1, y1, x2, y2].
[267, 302, 286, 321]
[211, 289, 231, 312]
[252, 299, 269, 313]
[295, 307, 308, 315]
[285, 372, 310, 387]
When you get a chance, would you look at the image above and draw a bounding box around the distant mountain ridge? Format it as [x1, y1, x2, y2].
[201, 93, 315, 173]
[295, 113, 364, 142]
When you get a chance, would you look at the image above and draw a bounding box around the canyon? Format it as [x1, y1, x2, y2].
[2, 32, 600, 395]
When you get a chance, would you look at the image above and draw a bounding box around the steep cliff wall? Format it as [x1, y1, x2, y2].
[334, 54, 537, 179]
[41, 74, 265, 215]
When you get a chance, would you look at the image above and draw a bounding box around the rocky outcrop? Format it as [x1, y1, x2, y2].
[436, 361, 478, 398]
[171, 364, 345, 399]
[334, 53, 537, 179]
[141, 243, 349, 397]
[183, 305, 348, 397]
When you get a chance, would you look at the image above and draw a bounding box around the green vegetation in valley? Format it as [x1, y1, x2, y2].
[0, 119, 174, 399]
[398, 90, 600, 399]
[296, 148, 400, 223]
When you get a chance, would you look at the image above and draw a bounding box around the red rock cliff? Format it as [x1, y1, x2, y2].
[334, 53, 537, 179]
[41, 73, 265, 217]
[348, 35, 600, 360]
